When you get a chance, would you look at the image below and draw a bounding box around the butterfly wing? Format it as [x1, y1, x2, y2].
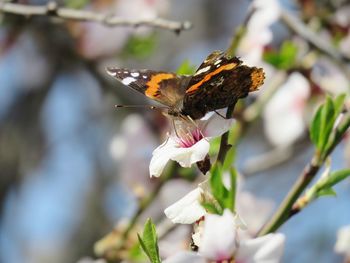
[182, 51, 265, 119]
[107, 68, 191, 109]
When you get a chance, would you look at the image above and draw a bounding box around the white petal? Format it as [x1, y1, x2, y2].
[163, 251, 205, 263]
[263, 73, 310, 146]
[335, 225, 350, 257]
[249, 0, 280, 30]
[149, 138, 178, 177]
[199, 209, 238, 261]
[311, 58, 349, 95]
[150, 136, 210, 177]
[236, 191, 274, 234]
[170, 138, 210, 168]
[199, 111, 234, 138]
[164, 187, 206, 224]
[236, 233, 285, 263]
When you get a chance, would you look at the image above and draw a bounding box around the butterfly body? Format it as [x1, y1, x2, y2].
[107, 51, 265, 119]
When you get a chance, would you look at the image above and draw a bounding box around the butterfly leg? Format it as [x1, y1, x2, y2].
[214, 110, 230, 119]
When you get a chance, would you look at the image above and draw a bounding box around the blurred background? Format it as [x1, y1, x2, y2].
[0, 0, 350, 262]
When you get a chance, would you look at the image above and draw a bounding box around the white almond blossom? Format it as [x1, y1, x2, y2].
[149, 112, 234, 177]
[165, 177, 273, 233]
[263, 72, 310, 147]
[238, 0, 280, 66]
[164, 181, 214, 224]
[335, 225, 350, 258]
[164, 209, 285, 263]
[311, 58, 349, 95]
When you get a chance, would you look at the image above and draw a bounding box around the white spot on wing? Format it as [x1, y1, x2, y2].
[214, 59, 222, 65]
[194, 65, 211, 76]
[142, 75, 147, 79]
[124, 71, 128, 74]
[122, 77, 136, 85]
[107, 70, 117, 77]
[131, 72, 140, 77]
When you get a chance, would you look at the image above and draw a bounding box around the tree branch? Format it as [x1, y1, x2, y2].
[0, 2, 192, 33]
[258, 112, 350, 236]
[280, 9, 350, 63]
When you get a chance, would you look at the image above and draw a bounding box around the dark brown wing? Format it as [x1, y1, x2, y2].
[106, 67, 191, 109]
[182, 51, 265, 119]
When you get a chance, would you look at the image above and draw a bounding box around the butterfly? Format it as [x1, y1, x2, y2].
[107, 50, 265, 120]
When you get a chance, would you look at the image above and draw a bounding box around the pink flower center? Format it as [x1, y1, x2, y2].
[175, 128, 204, 148]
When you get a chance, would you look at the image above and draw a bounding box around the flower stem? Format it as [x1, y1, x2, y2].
[216, 8, 255, 164]
[217, 104, 236, 164]
[258, 113, 350, 236]
[225, 7, 255, 59]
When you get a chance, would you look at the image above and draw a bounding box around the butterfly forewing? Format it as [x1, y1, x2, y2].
[107, 67, 191, 109]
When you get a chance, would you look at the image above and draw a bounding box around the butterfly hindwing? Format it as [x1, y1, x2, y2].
[107, 68, 191, 109]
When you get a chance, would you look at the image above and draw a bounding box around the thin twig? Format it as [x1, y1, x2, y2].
[0, 2, 192, 33]
[216, 8, 256, 164]
[258, 112, 350, 236]
[225, 6, 255, 59]
[243, 146, 293, 175]
[217, 104, 236, 164]
[280, 9, 350, 63]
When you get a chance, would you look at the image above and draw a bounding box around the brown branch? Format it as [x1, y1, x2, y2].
[0, 2, 192, 33]
[280, 9, 350, 63]
[258, 112, 350, 236]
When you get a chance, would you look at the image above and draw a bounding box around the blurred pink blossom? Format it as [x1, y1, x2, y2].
[311, 58, 349, 95]
[263, 72, 310, 147]
[335, 225, 350, 259]
[238, 0, 280, 66]
[110, 114, 158, 193]
[76, 0, 169, 58]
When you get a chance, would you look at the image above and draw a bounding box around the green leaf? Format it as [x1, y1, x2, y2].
[209, 164, 228, 212]
[310, 95, 346, 152]
[333, 94, 346, 116]
[138, 219, 161, 263]
[223, 146, 235, 171]
[310, 104, 323, 147]
[319, 169, 350, 189]
[122, 34, 157, 60]
[64, 0, 89, 9]
[319, 97, 335, 151]
[209, 163, 237, 213]
[209, 137, 221, 156]
[228, 167, 237, 211]
[263, 41, 298, 69]
[210, 164, 224, 198]
[201, 202, 222, 215]
[176, 60, 196, 75]
[129, 242, 147, 262]
[316, 187, 337, 198]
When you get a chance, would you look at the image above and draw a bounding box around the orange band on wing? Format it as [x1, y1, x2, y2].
[145, 73, 175, 98]
[186, 62, 237, 94]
